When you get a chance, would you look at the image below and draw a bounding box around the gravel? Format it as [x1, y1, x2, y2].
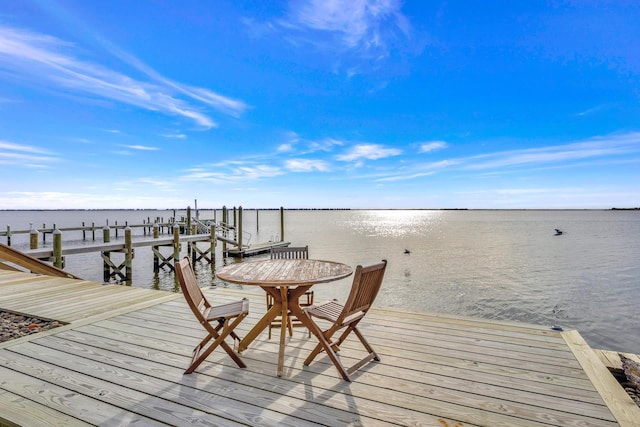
[0, 310, 63, 342]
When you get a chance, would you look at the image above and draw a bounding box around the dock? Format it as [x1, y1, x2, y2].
[1, 269, 639, 426]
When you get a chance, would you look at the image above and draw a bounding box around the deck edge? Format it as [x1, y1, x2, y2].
[563, 329, 640, 427]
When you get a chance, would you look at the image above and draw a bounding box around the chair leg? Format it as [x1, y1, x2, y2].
[352, 327, 380, 362]
[184, 315, 247, 374]
[303, 323, 340, 365]
[303, 321, 379, 381]
[305, 332, 351, 381]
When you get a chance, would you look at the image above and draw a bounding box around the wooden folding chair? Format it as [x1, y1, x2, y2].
[303, 260, 387, 381]
[175, 257, 249, 374]
[266, 245, 313, 338]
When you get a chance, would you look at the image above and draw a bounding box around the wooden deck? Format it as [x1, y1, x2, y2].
[1, 269, 639, 426]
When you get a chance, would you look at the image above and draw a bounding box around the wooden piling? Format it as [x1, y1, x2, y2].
[187, 206, 192, 258]
[125, 227, 133, 282]
[210, 224, 216, 264]
[53, 228, 63, 269]
[5, 225, 10, 246]
[172, 226, 180, 270]
[30, 225, 38, 250]
[238, 206, 243, 256]
[222, 206, 228, 253]
[280, 206, 285, 241]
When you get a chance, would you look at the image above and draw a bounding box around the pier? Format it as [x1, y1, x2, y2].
[1, 268, 639, 426]
[0, 206, 291, 283]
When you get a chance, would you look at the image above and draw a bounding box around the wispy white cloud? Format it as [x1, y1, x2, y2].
[181, 163, 284, 183]
[359, 133, 640, 184]
[277, 131, 301, 152]
[418, 140, 447, 153]
[575, 104, 611, 117]
[285, 0, 410, 52]
[0, 140, 58, 165]
[104, 44, 249, 117]
[122, 145, 160, 151]
[375, 172, 434, 182]
[463, 133, 640, 170]
[285, 158, 330, 172]
[307, 137, 344, 153]
[336, 143, 402, 161]
[0, 141, 51, 154]
[160, 133, 187, 140]
[137, 177, 176, 192]
[278, 143, 295, 153]
[0, 24, 247, 128]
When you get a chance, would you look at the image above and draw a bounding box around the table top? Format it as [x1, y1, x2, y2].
[216, 259, 353, 287]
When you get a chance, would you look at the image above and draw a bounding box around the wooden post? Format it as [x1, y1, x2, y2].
[153, 222, 159, 239]
[5, 225, 10, 246]
[125, 226, 133, 282]
[42, 223, 46, 243]
[92, 222, 95, 241]
[103, 254, 110, 282]
[210, 224, 216, 264]
[115, 221, 119, 238]
[82, 222, 86, 240]
[53, 228, 63, 269]
[238, 206, 243, 255]
[103, 225, 111, 281]
[29, 224, 38, 249]
[256, 209, 259, 232]
[280, 206, 285, 242]
[233, 206, 237, 227]
[222, 206, 228, 254]
[187, 206, 192, 258]
[173, 226, 180, 269]
[187, 206, 192, 233]
[153, 243, 159, 271]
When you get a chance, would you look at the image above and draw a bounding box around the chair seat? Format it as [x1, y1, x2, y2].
[207, 299, 249, 321]
[176, 256, 249, 373]
[303, 260, 387, 381]
[305, 300, 364, 324]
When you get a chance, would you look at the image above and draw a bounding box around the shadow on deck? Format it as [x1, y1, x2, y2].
[0, 269, 639, 426]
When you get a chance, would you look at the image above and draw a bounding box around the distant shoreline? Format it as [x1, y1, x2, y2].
[0, 207, 638, 212]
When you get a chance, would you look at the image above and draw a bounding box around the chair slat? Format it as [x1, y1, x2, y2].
[267, 245, 313, 339]
[303, 260, 387, 381]
[176, 257, 249, 373]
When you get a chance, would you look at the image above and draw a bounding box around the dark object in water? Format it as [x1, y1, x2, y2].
[554, 229, 563, 235]
[403, 249, 411, 254]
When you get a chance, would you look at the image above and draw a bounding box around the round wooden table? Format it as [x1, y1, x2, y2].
[216, 258, 353, 376]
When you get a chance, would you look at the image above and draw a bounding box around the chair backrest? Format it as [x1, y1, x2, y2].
[176, 257, 210, 323]
[270, 245, 309, 260]
[338, 260, 387, 324]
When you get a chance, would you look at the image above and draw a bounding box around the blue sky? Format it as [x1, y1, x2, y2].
[1, 0, 639, 209]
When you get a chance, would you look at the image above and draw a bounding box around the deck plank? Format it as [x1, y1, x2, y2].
[1, 269, 639, 426]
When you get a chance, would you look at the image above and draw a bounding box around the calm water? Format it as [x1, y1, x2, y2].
[2, 209, 639, 354]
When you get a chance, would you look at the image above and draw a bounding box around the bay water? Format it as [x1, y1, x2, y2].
[1, 209, 639, 354]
